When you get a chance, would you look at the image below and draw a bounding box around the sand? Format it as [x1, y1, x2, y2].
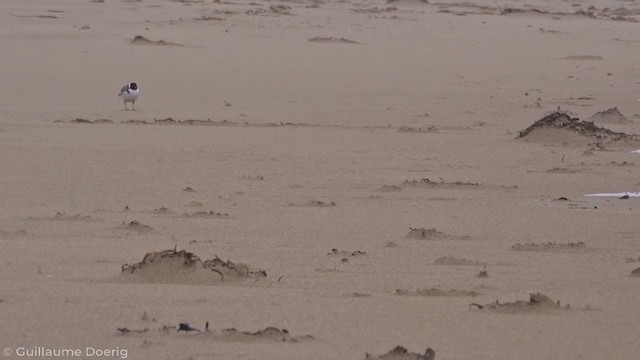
[1, 0, 640, 359]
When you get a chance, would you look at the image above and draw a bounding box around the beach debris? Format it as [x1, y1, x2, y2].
[365, 346, 435, 360]
[117, 322, 310, 342]
[122, 220, 153, 232]
[306, 200, 336, 207]
[153, 206, 171, 214]
[182, 211, 230, 219]
[517, 111, 640, 146]
[66, 118, 112, 124]
[130, 35, 183, 46]
[327, 249, 367, 257]
[396, 288, 478, 297]
[290, 200, 336, 207]
[345, 292, 372, 298]
[240, 174, 264, 181]
[477, 266, 489, 278]
[309, 37, 361, 44]
[178, 323, 199, 332]
[397, 125, 437, 133]
[222, 326, 313, 342]
[30, 212, 97, 221]
[401, 178, 480, 188]
[511, 241, 586, 252]
[353, 6, 398, 14]
[469, 292, 582, 313]
[117, 327, 148, 334]
[120, 247, 266, 284]
[405, 227, 469, 240]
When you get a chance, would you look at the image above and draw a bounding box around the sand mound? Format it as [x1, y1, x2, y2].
[130, 35, 183, 46]
[353, 6, 398, 14]
[469, 293, 587, 314]
[152, 206, 172, 214]
[396, 178, 481, 190]
[0, 229, 28, 238]
[307, 199, 336, 207]
[396, 288, 478, 297]
[365, 346, 435, 360]
[184, 201, 203, 207]
[517, 111, 640, 146]
[397, 125, 437, 133]
[66, 118, 113, 124]
[387, 0, 429, 4]
[379, 184, 402, 192]
[8, 13, 59, 19]
[406, 228, 446, 239]
[559, 55, 603, 61]
[221, 327, 313, 342]
[511, 241, 586, 252]
[122, 220, 153, 232]
[181, 211, 230, 219]
[119, 248, 267, 284]
[308, 37, 361, 44]
[245, 5, 293, 16]
[588, 107, 632, 124]
[405, 227, 469, 240]
[240, 174, 265, 181]
[345, 292, 372, 298]
[477, 268, 489, 278]
[632, 267, 640, 277]
[118, 323, 312, 342]
[434, 256, 484, 266]
[625, 256, 640, 263]
[30, 212, 98, 221]
[327, 248, 366, 257]
[290, 200, 336, 207]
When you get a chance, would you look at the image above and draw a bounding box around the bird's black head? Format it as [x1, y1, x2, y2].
[129, 82, 138, 90]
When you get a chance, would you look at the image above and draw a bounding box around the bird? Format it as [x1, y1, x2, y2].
[118, 82, 140, 111]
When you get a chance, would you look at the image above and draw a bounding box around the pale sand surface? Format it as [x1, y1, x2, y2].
[1, 0, 640, 359]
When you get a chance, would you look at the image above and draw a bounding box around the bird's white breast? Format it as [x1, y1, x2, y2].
[122, 88, 140, 102]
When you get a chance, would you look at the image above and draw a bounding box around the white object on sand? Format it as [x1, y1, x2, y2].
[585, 192, 640, 197]
[118, 82, 140, 111]
[630, 149, 640, 154]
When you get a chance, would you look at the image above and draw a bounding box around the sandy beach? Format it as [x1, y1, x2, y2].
[1, 0, 640, 359]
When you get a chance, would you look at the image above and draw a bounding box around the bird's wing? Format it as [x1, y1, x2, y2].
[118, 85, 129, 96]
